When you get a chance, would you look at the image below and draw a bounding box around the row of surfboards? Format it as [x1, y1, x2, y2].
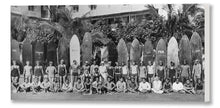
[11, 32, 202, 68]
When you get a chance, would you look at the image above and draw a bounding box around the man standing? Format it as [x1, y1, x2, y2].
[180, 60, 191, 83]
[192, 59, 202, 82]
[45, 61, 57, 83]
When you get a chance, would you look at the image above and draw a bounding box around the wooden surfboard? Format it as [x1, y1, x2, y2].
[107, 41, 118, 66]
[11, 39, 21, 62]
[179, 35, 192, 66]
[47, 40, 58, 66]
[34, 41, 44, 64]
[167, 37, 179, 68]
[22, 38, 32, 65]
[155, 39, 166, 67]
[81, 32, 92, 64]
[58, 37, 69, 66]
[70, 35, 80, 65]
[143, 38, 154, 66]
[117, 38, 128, 65]
[130, 38, 141, 64]
[190, 32, 202, 64]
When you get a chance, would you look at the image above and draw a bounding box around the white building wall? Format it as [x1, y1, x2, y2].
[11, 6, 42, 18]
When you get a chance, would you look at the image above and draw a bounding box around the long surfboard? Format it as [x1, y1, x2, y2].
[70, 35, 80, 65]
[155, 39, 166, 67]
[81, 32, 92, 64]
[58, 37, 69, 66]
[143, 38, 154, 66]
[179, 35, 192, 66]
[107, 41, 118, 66]
[34, 41, 44, 64]
[190, 32, 202, 64]
[130, 38, 141, 64]
[11, 39, 21, 62]
[167, 37, 179, 68]
[22, 38, 32, 65]
[117, 38, 128, 65]
[47, 40, 57, 66]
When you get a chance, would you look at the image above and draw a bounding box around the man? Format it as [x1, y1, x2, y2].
[139, 62, 147, 82]
[168, 62, 177, 83]
[127, 77, 138, 93]
[180, 60, 191, 83]
[147, 61, 155, 83]
[91, 77, 100, 94]
[23, 61, 32, 83]
[163, 78, 172, 93]
[18, 78, 31, 93]
[138, 78, 151, 93]
[156, 61, 165, 82]
[45, 61, 57, 83]
[90, 61, 98, 75]
[130, 62, 138, 83]
[183, 79, 195, 94]
[99, 61, 108, 81]
[121, 62, 129, 81]
[192, 59, 202, 83]
[114, 62, 122, 83]
[83, 61, 90, 74]
[107, 61, 114, 79]
[73, 78, 84, 93]
[61, 79, 73, 93]
[40, 77, 51, 93]
[152, 77, 163, 94]
[69, 60, 80, 87]
[172, 78, 185, 93]
[116, 77, 127, 93]
[58, 59, 67, 88]
[30, 77, 42, 93]
[104, 77, 116, 93]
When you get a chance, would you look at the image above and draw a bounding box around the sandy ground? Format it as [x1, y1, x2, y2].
[11, 92, 204, 102]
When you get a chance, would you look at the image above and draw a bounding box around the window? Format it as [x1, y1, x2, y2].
[89, 5, 97, 10]
[28, 6, 35, 11]
[41, 6, 49, 18]
[72, 5, 79, 12]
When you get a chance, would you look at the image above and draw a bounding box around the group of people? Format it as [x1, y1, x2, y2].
[11, 58, 204, 95]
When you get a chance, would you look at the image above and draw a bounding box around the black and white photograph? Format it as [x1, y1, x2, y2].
[10, 4, 210, 102]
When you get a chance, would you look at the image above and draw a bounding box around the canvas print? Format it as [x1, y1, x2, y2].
[11, 4, 210, 102]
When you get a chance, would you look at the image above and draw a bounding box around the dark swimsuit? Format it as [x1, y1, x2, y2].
[11, 67, 19, 77]
[196, 83, 203, 90]
[59, 65, 66, 76]
[93, 73, 100, 82]
[35, 67, 42, 77]
[157, 68, 165, 79]
[169, 68, 176, 78]
[107, 67, 114, 78]
[164, 83, 171, 90]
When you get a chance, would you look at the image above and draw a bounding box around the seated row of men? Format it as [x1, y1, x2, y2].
[12, 75, 204, 95]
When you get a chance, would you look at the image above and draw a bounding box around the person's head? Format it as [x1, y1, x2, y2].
[140, 62, 143, 66]
[131, 77, 135, 82]
[122, 62, 125, 66]
[93, 61, 96, 65]
[85, 61, 89, 65]
[159, 61, 163, 66]
[108, 61, 112, 65]
[65, 79, 70, 84]
[132, 62, 136, 65]
[165, 78, 170, 83]
[186, 79, 190, 84]
[94, 67, 99, 72]
[12, 60, 16, 65]
[85, 77, 90, 82]
[119, 77, 124, 82]
[100, 61, 104, 66]
[197, 79, 201, 83]
[142, 78, 146, 83]
[171, 61, 175, 66]
[36, 61, 40, 66]
[49, 61, 53, 66]
[26, 61, 30, 65]
[107, 77, 111, 82]
[183, 60, 187, 65]
[60, 59, 64, 64]
[175, 78, 180, 83]
[148, 61, 152, 65]
[73, 60, 77, 65]
[24, 78, 29, 83]
[95, 77, 99, 82]
[44, 77, 49, 82]
[77, 78, 81, 83]
[85, 69, 89, 74]
[154, 76, 159, 81]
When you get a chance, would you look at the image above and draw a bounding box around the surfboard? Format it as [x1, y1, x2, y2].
[179, 35, 192, 66]
[107, 41, 118, 66]
[58, 37, 69, 66]
[81, 32, 93, 64]
[155, 39, 166, 67]
[130, 38, 141, 64]
[22, 38, 32, 65]
[167, 37, 179, 68]
[70, 35, 80, 65]
[47, 40, 58, 66]
[11, 39, 21, 62]
[143, 38, 154, 66]
[100, 46, 108, 62]
[117, 38, 128, 65]
[34, 41, 44, 64]
[190, 32, 202, 64]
